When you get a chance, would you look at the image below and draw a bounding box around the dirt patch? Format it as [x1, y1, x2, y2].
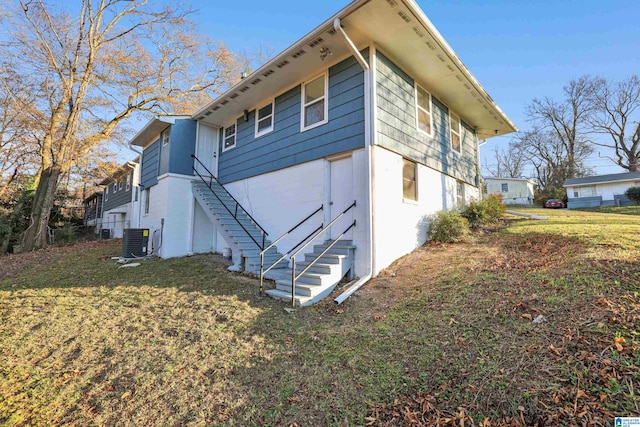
[0, 239, 119, 282]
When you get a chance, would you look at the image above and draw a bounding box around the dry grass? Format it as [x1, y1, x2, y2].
[1, 208, 639, 426]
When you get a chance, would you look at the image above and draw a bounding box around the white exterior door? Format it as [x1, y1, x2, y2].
[195, 123, 219, 177]
[329, 156, 354, 240]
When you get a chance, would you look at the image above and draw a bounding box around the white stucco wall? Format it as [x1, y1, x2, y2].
[224, 149, 370, 277]
[372, 146, 478, 275]
[137, 174, 195, 258]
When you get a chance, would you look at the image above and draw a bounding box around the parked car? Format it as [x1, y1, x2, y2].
[544, 199, 564, 209]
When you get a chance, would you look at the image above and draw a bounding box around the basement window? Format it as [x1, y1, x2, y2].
[402, 158, 417, 202]
[144, 188, 150, 215]
[301, 73, 328, 131]
[415, 84, 432, 136]
[450, 113, 461, 153]
[457, 180, 465, 209]
[255, 101, 274, 137]
[222, 123, 236, 151]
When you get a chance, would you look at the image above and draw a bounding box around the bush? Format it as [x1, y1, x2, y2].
[428, 211, 470, 243]
[625, 186, 640, 205]
[461, 194, 506, 227]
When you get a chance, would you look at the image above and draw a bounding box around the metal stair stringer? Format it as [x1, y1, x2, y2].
[191, 180, 287, 273]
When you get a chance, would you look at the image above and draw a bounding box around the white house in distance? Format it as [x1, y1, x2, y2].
[484, 177, 535, 205]
[127, 0, 516, 305]
[564, 172, 640, 208]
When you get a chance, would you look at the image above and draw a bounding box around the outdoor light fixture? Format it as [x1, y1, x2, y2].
[319, 46, 332, 60]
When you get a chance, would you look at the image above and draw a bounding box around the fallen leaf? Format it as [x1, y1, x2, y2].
[615, 336, 626, 352]
[521, 313, 532, 320]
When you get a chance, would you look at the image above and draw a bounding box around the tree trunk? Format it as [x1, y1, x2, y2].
[18, 166, 62, 251]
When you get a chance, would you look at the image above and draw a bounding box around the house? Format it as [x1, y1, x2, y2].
[99, 159, 140, 238]
[83, 192, 103, 231]
[564, 172, 640, 208]
[484, 177, 535, 205]
[129, 0, 516, 305]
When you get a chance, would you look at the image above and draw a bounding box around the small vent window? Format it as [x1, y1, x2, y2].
[162, 128, 170, 146]
[255, 101, 274, 138]
[223, 123, 236, 151]
[402, 159, 417, 201]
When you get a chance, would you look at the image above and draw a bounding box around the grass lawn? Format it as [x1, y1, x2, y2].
[574, 205, 640, 216]
[1, 208, 639, 426]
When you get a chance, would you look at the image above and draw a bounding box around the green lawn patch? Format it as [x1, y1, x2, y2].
[1, 209, 639, 425]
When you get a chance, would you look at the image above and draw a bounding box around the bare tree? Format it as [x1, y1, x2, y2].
[0, 66, 40, 198]
[590, 75, 640, 172]
[485, 144, 526, 178]
[526, 76, 599, 179]
[513, 129, 592, 193]
[2, 0, 246, 251]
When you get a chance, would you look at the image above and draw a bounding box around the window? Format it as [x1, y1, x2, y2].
[118, 179, 123, 191]
[126, 174, 131, 192]
[301, 73, 328, 131]
[162, 128, 170, 146]
[573, 191, 579, 198]
[255, 101, 274, 137]
[501, 183, 509, 192]
[457, 181, 465, 209]
[112, 182, 118, 193]
[223, 123, 236, 151]
[402, 159, 417, 201]
[450, 113, 461, 153]
[105, 186, 109, 201]
[144, 188, 150, 214]
[415, 85, 432, 135]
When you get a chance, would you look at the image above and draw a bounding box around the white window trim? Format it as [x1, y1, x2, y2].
[254, 100, 275, 138]
[125, 174, 131, 192]
[162, 128, 170, 146]
[415, 84, 433, 137]
[402, 158, 419, 203]
[143, 188, 150, 215]
[222, 122, 237, 152]
[104, 186, 109, 201]
[450, 112, 462, 154]
[300, 72, 329, 132]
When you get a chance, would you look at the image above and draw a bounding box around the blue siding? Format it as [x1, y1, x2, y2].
[375, 51, 478, 185]
[103, 170, 134, 211]
[168, 119, 197, 175]
[141, 139, 161, 188]
[217, 52, 367, 184]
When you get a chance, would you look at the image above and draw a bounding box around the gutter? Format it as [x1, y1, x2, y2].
[192, 1, 372, 120]
[333, 18, 374, 305]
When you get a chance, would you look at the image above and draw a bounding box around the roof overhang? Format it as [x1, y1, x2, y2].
[564, 178, 640, 188]
[193, 0, 516, 139]
[129, 115, 191, 147]
[99, 159, 139, 185]
[485, 177, 536, 185]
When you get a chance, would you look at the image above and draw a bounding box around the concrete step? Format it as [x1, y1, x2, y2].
[295, 261, 339, 275]
[275, 280, 319, 297]
[303, 252, 346, 264]
[264, 289, 311, 306]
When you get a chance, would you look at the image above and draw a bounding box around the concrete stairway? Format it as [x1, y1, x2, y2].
[265, 240, 355, 307]
[192, 180, 287, 273]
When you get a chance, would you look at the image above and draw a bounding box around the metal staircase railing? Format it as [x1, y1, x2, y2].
[287, 201, 356, 307]
[191, 154, 268, 250]
[258, 205, 324, 294]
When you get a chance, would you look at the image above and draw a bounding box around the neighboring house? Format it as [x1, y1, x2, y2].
[83, 192, 103, 230]
[99, 159, 140, 238]
[564, 172, 640, 208]
[484, 177, 535, 205]
[130, 0, 516, 305]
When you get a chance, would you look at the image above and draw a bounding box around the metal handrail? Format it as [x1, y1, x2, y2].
[289, 200, 356, 307]
[191, 154, 268, 250]
[259, 205, 323, 294]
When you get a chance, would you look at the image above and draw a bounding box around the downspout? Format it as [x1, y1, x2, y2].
[332, 18, 374, 304]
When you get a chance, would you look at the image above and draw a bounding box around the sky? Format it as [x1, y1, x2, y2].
[159, 0, 640, 177]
